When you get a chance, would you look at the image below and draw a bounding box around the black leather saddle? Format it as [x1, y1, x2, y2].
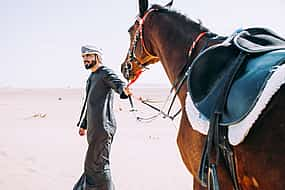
[188, 28, 285, 126]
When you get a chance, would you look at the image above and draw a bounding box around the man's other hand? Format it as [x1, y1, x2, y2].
[79, 128, 86, 136]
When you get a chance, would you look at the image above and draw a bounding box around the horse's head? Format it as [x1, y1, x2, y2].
[121, 0, 173, 82]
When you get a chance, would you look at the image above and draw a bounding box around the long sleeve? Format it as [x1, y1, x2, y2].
[79, 116, 87, 129]
[76, 78, 91, 128]
[102, 68, 128, 99]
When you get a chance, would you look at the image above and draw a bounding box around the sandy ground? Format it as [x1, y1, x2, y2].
[0, 87, 193, 190]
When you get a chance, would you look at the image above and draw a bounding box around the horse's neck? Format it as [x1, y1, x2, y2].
[148, 22, 209, 104]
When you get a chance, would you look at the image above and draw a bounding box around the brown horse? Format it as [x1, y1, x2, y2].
[121, 0, 285, 189]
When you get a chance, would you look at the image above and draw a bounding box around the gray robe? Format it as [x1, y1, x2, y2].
[74, 66, 127, 190]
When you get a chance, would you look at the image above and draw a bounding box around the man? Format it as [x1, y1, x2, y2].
[74, 45, 131, 190]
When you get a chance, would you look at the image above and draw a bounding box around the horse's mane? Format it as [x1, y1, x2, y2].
[150, 4, 209, 33]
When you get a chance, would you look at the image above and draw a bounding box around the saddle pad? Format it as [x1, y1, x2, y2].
[188, 49, 285, 125]
[185, 55, 285, 145]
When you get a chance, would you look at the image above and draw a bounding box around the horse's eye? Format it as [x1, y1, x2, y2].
[128, 25, 134, 33]
[128, 23, 137, 33]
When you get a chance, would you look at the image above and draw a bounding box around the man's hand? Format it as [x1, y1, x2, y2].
[123, 87, 132, 96]
[79, 128, 86, 136]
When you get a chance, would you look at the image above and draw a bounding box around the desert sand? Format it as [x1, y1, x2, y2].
[0, 87, 193, 190]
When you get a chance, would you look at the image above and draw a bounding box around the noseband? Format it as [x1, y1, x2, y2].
[125, 9, 159, 84]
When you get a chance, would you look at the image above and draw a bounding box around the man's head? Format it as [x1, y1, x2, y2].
[81, 45, 103, 69]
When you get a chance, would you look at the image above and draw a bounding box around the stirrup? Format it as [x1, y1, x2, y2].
[208, 164, 220, 190]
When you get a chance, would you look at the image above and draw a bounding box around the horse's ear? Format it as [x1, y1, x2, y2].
[139, 0, 148, 17]
[164, 0, 173, 8]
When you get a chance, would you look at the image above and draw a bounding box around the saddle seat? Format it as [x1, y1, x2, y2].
[188, 28, 285, 126]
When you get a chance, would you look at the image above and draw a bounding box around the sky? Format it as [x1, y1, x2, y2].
[1, 0, 284, 88]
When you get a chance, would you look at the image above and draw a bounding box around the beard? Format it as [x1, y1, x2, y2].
[84, 60, 96, 69]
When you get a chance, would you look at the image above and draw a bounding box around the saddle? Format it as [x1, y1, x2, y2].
[188, 28, 285, 125]
[187, 28, 285, 190]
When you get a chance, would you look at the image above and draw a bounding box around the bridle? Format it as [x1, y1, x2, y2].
[124, 8, 159, 85]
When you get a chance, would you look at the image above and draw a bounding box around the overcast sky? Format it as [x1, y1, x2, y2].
[1, 0, 284, 88]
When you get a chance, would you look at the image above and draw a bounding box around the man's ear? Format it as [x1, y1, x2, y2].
[95, 55, 102, 64]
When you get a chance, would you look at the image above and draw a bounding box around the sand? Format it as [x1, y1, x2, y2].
[0, 87, 193, 190]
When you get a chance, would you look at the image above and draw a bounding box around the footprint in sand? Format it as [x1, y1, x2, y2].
[25, 167, 37, 173]
[0, 151, 8, 157]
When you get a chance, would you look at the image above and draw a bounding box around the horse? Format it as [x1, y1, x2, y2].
[121, 0, 285, 189]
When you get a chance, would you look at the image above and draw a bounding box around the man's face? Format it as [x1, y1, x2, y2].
[82, 54, 96, 69]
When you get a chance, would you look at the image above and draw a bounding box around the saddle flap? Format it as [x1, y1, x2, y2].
[188, 44, 240, 103]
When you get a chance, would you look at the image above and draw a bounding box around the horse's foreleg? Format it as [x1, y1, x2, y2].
[176, 111, 204, 175]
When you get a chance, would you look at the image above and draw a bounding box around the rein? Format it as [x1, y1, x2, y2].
[169, 31, 209, 98]
[161, 31, 210, 120]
